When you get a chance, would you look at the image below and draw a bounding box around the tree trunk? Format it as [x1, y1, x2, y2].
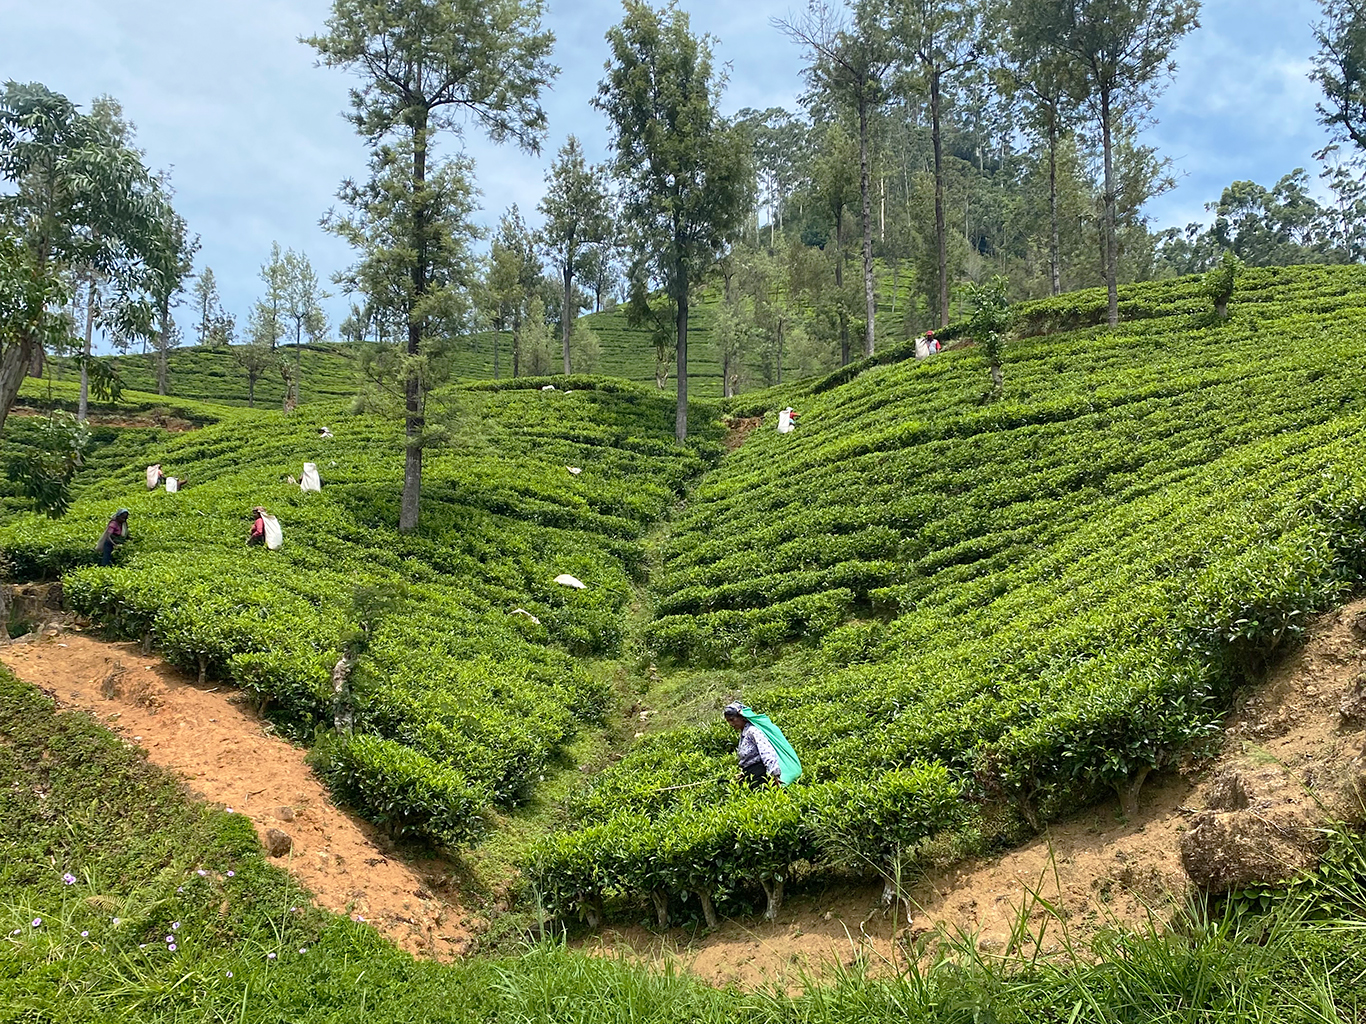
[0, 334, 37, 435]
[562, 263, 573, 376]
[835, 208, 848, 367]
[1117, 764, 1151, 820]
[759, 875, 784, 921]
[931, 66, 949, 328]
[1100, 88, 1119, 329]
[649, 888, 669, 929]
[695, 889, 719, 929]
[400, 119, 430, 534]
[157, 296, 171, 396]
[858, 95, 876, 358]
[512, 311, 522, 378]
[776, 319, 784, 386]
[332, 654, 355, 734]
[247, 371, 256, 409]
[493, 329, 500, 380]
[675, 289, 689, 443]
[79, 276, 95, 421]
[1049, 114, 1061, 297]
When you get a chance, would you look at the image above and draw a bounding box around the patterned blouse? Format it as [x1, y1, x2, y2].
[737, 723, 781, 778]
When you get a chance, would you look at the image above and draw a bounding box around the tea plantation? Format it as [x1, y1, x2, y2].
[1, 377, 722, 844]
[529, 264, 1366, 924]
[7, 264, 1366, 947]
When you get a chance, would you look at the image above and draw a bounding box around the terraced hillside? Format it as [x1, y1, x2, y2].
[0, 381, 722, 844]
[529, 265, 1366, 924]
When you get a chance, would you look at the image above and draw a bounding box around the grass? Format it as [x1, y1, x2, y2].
[5, 656, 1366, 1022]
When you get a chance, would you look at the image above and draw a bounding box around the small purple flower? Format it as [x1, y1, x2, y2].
[225, 807, 234, 814]
[62, 873, 77, 885]
[267, 951, 276, 960]
[225, 970, 233, 978]
[299, 947, 307, 954]
[176, 887, 183, 893]
[80, 931, 89, 938]
[31, 918, 41, 928]
[112, 917, 120, 925]
[168, 943, 177, 952]
[226, 870, 235, 878]
[289, 907, 299, 913]
[166, 935, 174, 944]
[139, 943, 147, 949]
[10, 929, 18, 936]
[171, 921, 180, 930]
[196, 870, 208, 877]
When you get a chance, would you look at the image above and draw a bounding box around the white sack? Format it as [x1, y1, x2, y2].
[263, 515, 284, 550]
[301, 463, 322, 492]
[554, 573, 587, 589]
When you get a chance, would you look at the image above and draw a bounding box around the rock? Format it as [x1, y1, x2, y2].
[264, 828, 294, 857]
[1179, 810, 1317, 893]
[1203, 770, 1250, 811]
[1350, 611, 1366, 641]
[1340, 674, 1366, 724]
[274, 806, 296, 822]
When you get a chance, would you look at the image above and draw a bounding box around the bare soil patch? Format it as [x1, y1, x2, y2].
[722, 416, 764, 452]
[8, 403, 199, 431]
[582, 600, 1366, 988]
[0, 631, 478, 960]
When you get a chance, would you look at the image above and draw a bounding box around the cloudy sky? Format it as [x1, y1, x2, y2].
[0, 0, 1335, 348]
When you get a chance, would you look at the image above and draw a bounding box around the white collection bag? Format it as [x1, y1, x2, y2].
[554, 573, 587, 589]
[145, 465, 162, 490]
[262, 515, 284, 550]
[777, 409, 795, 434]
[165, 477, 179, 494]
[301, 463, 322, 492]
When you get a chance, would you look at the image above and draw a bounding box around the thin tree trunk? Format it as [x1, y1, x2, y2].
[695, 889, 719, 929]
[0, 335, 37, 434]
[760, 876, 784, 921]
[649, 889, 669, 930]
[400, 119, 429, 534]
[1100, 88, 1119, 328]
[932, 66, 948, 328]
[493, 330, 500, 380]
[562, 263, 573, 376]
[835, 208, 848, 366]
[79, 276, 95, 421]
[858, 95, 876, 358]
[248, 371, 256, 408]
[157, 297, 170, 396]
[1049, 114, 1061, 297]
[675, 289, 688, 443]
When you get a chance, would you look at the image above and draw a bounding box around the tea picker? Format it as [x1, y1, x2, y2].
[777, 407, 800, 434]
[723, 702, 802, 789]
[96, 509, 130, 566]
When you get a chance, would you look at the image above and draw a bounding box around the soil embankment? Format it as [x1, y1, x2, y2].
[0, 632, 477, 960]
[3, 599, 1364, 986]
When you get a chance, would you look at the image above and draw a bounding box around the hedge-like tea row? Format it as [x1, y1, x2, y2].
[0, 383, 722, 843]
[526, 266, 1366, 923]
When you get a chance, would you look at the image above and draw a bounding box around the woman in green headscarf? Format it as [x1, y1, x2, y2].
[723, 701, 802, 789]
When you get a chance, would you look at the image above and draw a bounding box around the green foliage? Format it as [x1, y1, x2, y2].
[533, 264, 1366, 924]
[1204, 249, 1243, 318]
[309, 733, 484, 846]
[3, 410, 90, 515]
[0, 382, 722, 836]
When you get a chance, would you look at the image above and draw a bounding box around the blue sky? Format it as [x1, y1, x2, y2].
[0, 0, 1335, 349]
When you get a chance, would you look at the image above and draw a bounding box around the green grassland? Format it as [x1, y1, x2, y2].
[5, 663, 1366, 1023]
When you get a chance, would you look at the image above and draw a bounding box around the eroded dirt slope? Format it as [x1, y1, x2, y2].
[1, 632, 478, 960]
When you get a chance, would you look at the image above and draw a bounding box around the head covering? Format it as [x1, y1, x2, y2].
[723, 701, 747, 719]
[113, 508, 129, 520]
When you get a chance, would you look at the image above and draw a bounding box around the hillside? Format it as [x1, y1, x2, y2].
[530, 264, 1366, 926]
[7, 265, 1366, 1017]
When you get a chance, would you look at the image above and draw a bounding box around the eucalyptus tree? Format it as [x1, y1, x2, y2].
[780, 0, 897, 357]
[0, 82, 166, 433]
[192, 266, 227, 346]
[487, 205, 541, 377]
[1312, 0, 1366, 154]
[309, 0, 556, 532]
[539, 135, 614, 374]
[1004, 1, 1079, 296]
[806, 123, 861, 364]
[283, 248, 329, 361]
[596, 0, 752, 442]
[1015, 0, 1200, 327]
[147, 195, 199, 396]
[899, 0, 984, 327]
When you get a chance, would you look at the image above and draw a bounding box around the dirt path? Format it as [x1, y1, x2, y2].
[583, 601, 1366, 989]
[0, 632, 477, 960]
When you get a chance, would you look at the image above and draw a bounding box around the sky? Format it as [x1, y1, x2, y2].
[0, 0, 1338, 350]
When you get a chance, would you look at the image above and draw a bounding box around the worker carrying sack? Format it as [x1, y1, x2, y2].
[262, 514, 284, 550]
[301, 463, 322, 492]
[145, 465, 162, 490]
[738, 705, 802, 785]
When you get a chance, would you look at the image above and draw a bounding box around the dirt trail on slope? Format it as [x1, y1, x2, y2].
[0, 632, 478, 960]
[582, 600, 1366, 989]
